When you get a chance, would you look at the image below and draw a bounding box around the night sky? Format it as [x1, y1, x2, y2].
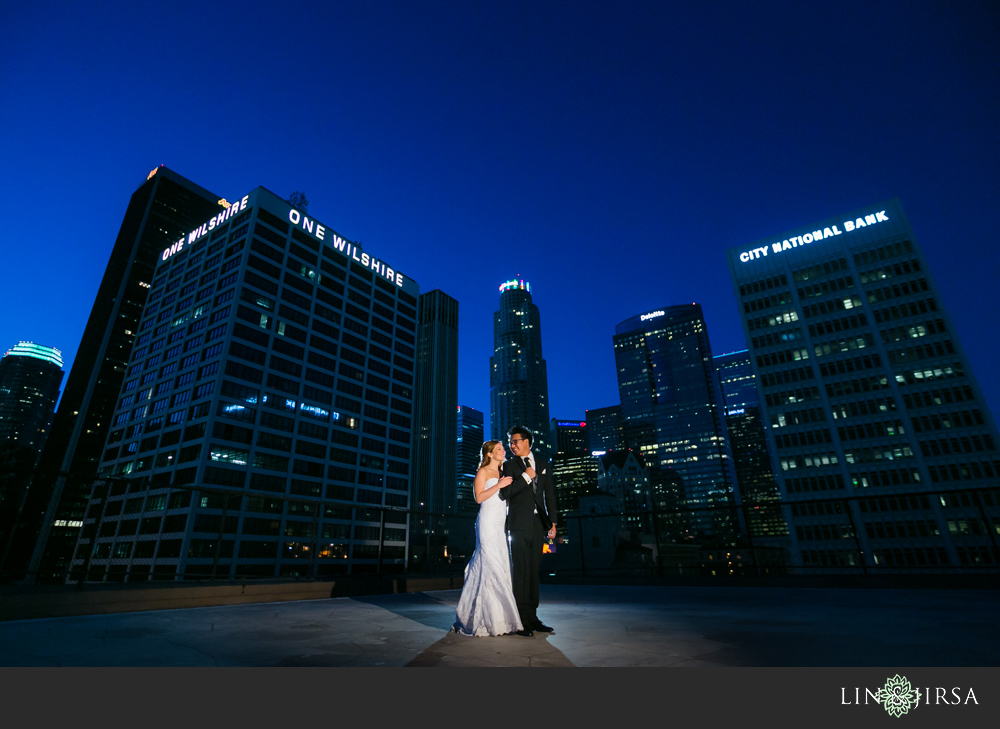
[1, 1, 997, 437]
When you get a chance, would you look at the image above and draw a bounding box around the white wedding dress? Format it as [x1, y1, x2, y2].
[453, 478, 523, 637]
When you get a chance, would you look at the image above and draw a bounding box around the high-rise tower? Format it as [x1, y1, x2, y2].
[456, 405, 484, 514]
[0, 342, 64, 455]
[412, 290, 459, 514]
[0, 343, 64, 572]
[16, 167, 224, 582]
[613, 304, 737, 542]
[490, 279, 551, 461]
[727, 198, 1000, 571]
[68, 187, 419, 582]
[713, 350, 787, 540]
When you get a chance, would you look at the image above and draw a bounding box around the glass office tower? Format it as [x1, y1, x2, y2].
[584, 405, 625, 454]
[69, 187, 419, 581]
[727, 198, 1000, 571]
[0, 342, 64, 454]
[412, 289, 459, 515]
[713, 350, 787, 540]
[613, 305, 736, 542]
[490, 279, 551, 461]
[456, 405, 484, 514]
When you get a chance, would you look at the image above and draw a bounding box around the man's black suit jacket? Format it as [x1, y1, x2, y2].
[498, 454, 557, 532]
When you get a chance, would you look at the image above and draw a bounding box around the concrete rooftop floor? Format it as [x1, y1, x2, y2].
[0, 584, 996, 667]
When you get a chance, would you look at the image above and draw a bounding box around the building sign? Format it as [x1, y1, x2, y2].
[287, 209, 403, 288]
[161, 195, 249, 261]
[499, 279, 531, 294]
[640, 310, 665, 321]
[159, 194, 406, 289]
[556, 421, 586, 427]
[738, 210, 890, 263]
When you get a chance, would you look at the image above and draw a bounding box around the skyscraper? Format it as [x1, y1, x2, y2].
[713, 350, 787, 540]
[412, 290, 459, 514]
[456, 405, 484, 514]
[490, 279, 551, 461]
[0, 342, 64, 455]
[584, 405, 625, 454]
[613, 304, 736, 541]
[550, 419, 588, 456]
[727, 198, 1000, 571]
[0, 343, 64, 574]
[549, 418, 596, 523]
[17, 167, 224, 582]
[67, 187, 419, 582]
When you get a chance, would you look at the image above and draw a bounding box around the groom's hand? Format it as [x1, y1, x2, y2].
[547, 525, 556, 540]
[524, 466, 536, 480]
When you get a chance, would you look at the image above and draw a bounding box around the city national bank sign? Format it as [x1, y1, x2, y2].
[161, 195, 406, 288]
[737, 210, 890, 263]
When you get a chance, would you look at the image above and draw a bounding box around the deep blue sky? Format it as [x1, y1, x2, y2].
[1, 1, 997, 437]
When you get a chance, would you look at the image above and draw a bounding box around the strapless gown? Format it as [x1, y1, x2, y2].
[453, 478, 523, 636]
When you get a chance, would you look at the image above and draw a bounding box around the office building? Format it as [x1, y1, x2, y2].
[613, 304, 736, 542]
[0, 343, 64, 574]
[551, 453, 598, 525]
[584, 405, 625, 454]
[596, 450, 650, 532]
[490, 279, 551, 461]
[0, 342, 64, 454]
[69, 187, 419, 581]
[727, 198, 1000, 571]
[713, 350, 787, 540]
[456, 405, 484, 514]
[16, 167, 224, 582]
[412, 290, 458, 514]
[550, 418, 588, 456]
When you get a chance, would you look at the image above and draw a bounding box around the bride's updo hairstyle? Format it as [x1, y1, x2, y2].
[479, 440, 502, 469]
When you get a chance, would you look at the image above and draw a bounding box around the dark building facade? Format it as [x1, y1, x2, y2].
[412, 290, 458, 514]
[596, 450, 652, 532]
[456, 405, 484, 514]
[550, 418, 588, 456]
[0, 343, 64, 575]
[713, 350, 787, 540]
[727, 198, 1000, 571]
[614, 305, 737, 542]
[0, 342, 64, 454]
[67, 187, 419, 582]
[17, 167, 224, 582]
[490, 279, 551, 461]
[584, 404, 625, 454]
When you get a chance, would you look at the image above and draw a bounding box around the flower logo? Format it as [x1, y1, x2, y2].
[880, 674, 918, 718]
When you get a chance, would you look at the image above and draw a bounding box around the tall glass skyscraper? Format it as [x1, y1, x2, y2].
[18, 167, 224, 582]
[727, 198, 1000, 571]
[0, 342, 64, 454]
[713, 350, 787, 540]
[490, 279, 551, 461]
[613, 305, 736, 541]
[584, 404, 625, 454]
[68, 187, 419, 582]
[0, 343, 64, 574]
[412, 289, 458, 514]
[456, 405, 484, 514]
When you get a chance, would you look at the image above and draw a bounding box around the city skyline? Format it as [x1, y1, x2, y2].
[1, 3, 998, 440]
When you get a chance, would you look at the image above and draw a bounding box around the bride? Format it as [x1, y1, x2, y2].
[452, 441, 523, 637]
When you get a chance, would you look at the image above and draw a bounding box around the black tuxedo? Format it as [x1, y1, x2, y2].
[498, 453, 557, 629]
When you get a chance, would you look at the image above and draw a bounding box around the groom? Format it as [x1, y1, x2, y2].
[498, 425, 558, 636]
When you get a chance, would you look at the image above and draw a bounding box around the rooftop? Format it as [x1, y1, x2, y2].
[1, 583, 995, 667]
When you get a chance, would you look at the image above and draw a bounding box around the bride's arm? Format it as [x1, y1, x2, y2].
[474, 471, 512, 503]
